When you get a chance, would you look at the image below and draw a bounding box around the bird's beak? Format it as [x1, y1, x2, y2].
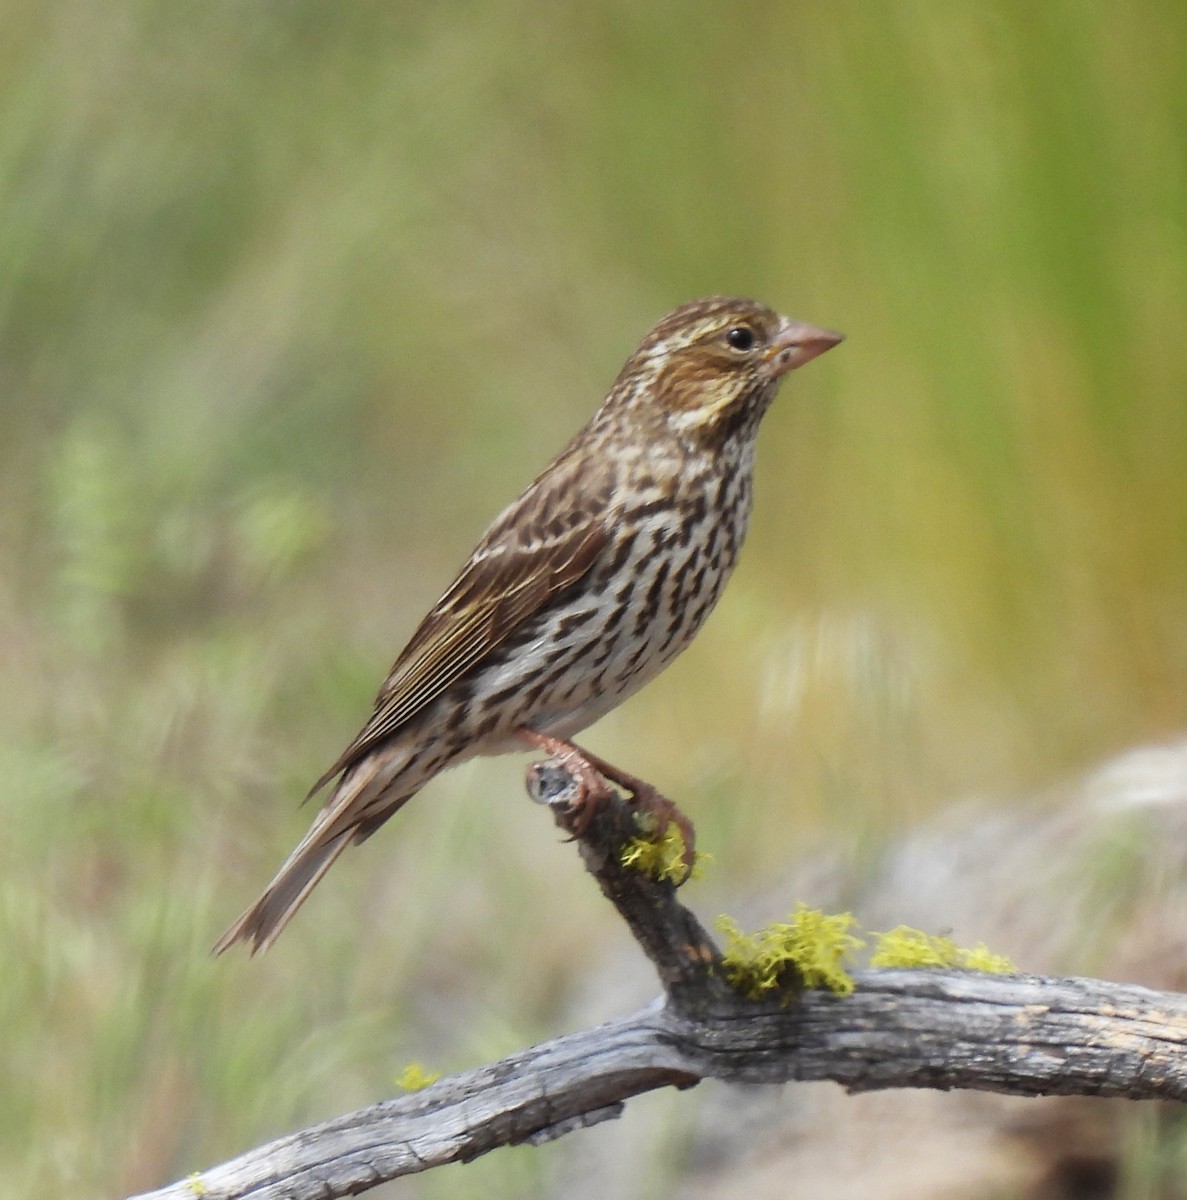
[767, 319, 845, 376]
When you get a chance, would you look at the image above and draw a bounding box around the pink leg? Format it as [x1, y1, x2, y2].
[519, 729, 696, 868]
[519, 729, 613, 834]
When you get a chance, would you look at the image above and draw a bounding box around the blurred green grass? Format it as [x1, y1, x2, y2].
[2, 2, 1186, 1196]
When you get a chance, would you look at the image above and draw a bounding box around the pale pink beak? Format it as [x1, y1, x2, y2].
[767, 319, 844, 376]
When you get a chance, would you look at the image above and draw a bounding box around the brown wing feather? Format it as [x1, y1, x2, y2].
[307, 448, 612, 795]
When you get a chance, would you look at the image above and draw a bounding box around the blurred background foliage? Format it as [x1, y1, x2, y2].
[2, 1, 1186, 1196]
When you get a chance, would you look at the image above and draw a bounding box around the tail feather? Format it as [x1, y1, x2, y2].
[212, 829, 354, 956]
[214, 751, 416, 955]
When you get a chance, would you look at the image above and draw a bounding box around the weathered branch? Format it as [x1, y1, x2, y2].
[129, 762, 1187, 1200]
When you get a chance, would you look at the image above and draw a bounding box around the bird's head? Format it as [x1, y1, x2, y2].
[609, 296, 843, 447]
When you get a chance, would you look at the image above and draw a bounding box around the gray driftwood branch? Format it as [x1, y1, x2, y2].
[129, 763, 1187, 1200]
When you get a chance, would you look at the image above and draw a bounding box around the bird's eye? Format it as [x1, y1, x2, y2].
[725, 325, 756, 352]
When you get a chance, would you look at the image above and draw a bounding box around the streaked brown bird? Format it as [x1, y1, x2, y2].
[215, 296, 842, 954]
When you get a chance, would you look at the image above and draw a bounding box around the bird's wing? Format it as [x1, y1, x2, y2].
[307, 449, 612, 795]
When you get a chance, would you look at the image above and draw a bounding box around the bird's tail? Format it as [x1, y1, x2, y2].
[212, 824, 362, 956]
[214, 754, 413, 955]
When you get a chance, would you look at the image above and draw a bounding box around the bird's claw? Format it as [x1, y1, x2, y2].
[519, 727, 696, 870]
[622, 783, 697, 874]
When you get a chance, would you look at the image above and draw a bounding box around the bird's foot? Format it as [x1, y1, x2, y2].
[615, 779, 697, 876]
[519, 729, 613, 835]
[519, 730, 696, 872]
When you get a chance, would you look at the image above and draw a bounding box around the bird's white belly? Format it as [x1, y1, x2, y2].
[468, 489, 749, 755]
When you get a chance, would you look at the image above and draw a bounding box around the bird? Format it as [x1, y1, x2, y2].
[215, 296, 843, 954]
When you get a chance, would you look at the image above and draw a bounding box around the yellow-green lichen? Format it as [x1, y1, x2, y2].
[953, 941, 1015, 973]
[870, 925, 1014, 973]
[394, 1062, 441, 1091]
[620, 825, 710, 884]
[716, 903, 864, 998]
[186, 1174, 208, 1197]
